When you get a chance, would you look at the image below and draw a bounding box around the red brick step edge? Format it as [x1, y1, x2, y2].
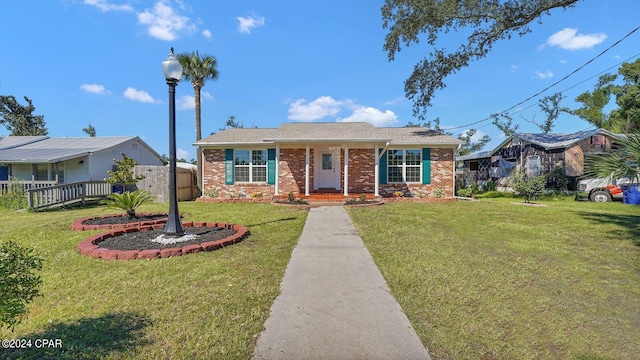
[77, 222, 249, 260]
[71, 213, 169, 231]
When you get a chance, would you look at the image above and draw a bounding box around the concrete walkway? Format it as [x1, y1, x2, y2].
[252, 206, 431, 360]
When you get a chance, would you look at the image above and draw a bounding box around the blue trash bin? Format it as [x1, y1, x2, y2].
[622, 185, 640, 205]
[112, 184, 125, 194]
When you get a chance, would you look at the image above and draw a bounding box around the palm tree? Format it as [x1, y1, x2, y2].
[177, 50, 219, 193]
[584, 132, 640, 184]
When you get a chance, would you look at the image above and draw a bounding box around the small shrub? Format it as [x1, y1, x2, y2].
[484, 181, 497, 192]
[0, 241, 43, 330]
[470, 183, 480, 194]
[102, 190, 153, 218]
[359, 193, 367, 202]
[393, 191, 404, 198]
[456, 188, 473, 198]
[287, 192, 295, 202]
[105, 153, 145, 189]
[0, 177, 27, 210]
[432, 187, 445, 198]
[509, 171, 546, 203]
[204, 187, 219, 198]
[250, 191, 263, 198]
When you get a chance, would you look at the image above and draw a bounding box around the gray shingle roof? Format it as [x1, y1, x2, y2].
[0, 136, 149, 163]
[195, 122, 463, 146]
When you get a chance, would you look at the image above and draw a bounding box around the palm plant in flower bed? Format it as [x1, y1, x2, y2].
[102, 190, 154, 219]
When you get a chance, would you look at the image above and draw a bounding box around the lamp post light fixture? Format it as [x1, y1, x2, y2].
[162, 47, 185, 236]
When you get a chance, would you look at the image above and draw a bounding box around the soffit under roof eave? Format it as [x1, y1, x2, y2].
[195, 141, 276, 147]
[262, 138, 393, 143]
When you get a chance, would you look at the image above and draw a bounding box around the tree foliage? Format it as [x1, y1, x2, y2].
[509, 171, 546, 203]
[221, 115, 243, 131]
[584, 133, 640, 183]
[0, 240, 43, 330]
[105, 153, 145, 186]
[571, 59, 640, 133]
[83, 123, 96, 137]
[382, 0, 579, 119]
[0, 95, 48, 136]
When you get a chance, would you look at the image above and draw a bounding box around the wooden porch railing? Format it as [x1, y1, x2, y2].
[0, 180, 57, 193]
[26, 181, 112, 210]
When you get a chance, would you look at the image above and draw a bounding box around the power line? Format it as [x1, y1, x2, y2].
[446, 25, 640, 132]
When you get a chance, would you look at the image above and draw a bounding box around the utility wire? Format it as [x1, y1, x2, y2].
[447, 25, 640, 131]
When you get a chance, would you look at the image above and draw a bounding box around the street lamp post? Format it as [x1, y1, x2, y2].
[162, 47, 184, 236]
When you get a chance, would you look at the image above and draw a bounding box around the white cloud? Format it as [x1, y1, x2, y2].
[236, 15, 265, 34]
[176, 95, 195, 110]
[84, 0, 133, 12]
[287, 96, 354, 121]
[383, 96, 405, 106]
[137, 0, 196, 41]
[177, 148, 189, 160]
[534, 70, 554, 79]
[202, 29, 212, 39]
[123, 87, 157, 103]
[510, 65, 519, 72]
[546, 28, 607, 50]
[80, 84, 108, 95]
[337, 107, 398, 127]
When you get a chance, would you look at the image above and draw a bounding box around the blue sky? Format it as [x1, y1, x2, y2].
[1, 1, 639, 160]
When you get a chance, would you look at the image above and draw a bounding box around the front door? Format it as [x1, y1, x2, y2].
[317, 152, 337, 189]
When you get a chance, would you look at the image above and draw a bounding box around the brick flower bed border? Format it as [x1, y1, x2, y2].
[77, 222, 249, 260]
[71, 213, 169, 231]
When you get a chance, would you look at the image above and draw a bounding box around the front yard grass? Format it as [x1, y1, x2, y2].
[347, 198, 640, 360]
[0, 202, 307, 359]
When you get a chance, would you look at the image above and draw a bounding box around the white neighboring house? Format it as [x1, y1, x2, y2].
[0, 136, 164, 186]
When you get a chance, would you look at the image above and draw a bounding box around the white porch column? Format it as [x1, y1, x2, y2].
[343, 146, 349, 196]
[374, 145, 379, 197]
[305, 145, 310, 196]
[275, 144, 280, 195]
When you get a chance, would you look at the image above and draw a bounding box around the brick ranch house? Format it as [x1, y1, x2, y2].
[194, 122, 463, 200]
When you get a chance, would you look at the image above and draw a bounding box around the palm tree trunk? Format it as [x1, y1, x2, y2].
[195, 86, 203, 194]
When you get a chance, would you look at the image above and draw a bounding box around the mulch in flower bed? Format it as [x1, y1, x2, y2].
[97, 226, 236, 251]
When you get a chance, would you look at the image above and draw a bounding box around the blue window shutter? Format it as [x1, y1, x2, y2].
[225, 149, 234, 185]
[422, 148, 431, 185]
[379, 148, 387, 185]
[267, 148, 276, 185]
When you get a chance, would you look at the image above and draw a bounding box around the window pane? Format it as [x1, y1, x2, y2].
[388, 150, 403, 165]
[36, 164, 48, 181]
[388, 166, 403, 183]
[235, 150, 250, 165]
[406, 150, 421, 165]
[235, 166, 249, 182]
[252, 166, 267, 182]
[322, 154, 333, 170]
[406, 166, 421, 182]
[252, 150, 266, 165]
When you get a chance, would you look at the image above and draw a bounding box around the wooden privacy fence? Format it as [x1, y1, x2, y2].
[27, 181, 112, 210]
[134, 165, 197, 203]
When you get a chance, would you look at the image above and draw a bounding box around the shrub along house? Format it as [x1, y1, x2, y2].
[456, 128, 620, 190]
[194, 122, 463, 200]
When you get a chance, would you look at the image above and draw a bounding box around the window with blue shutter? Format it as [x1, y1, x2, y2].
[379, 148, 387, 185]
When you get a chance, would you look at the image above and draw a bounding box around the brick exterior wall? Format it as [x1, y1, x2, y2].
[379, 148, 455, 198]
[202, 147, 455, 199]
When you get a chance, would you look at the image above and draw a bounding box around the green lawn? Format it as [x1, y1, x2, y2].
[347, 198, 640, 360]
[1, 202, 308, 359]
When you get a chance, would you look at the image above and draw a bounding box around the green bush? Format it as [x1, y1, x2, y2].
[509, 171, 546, 203]
[0, 177, 28, 210]
[0, 241, 43, 330]
[102, 190, 153, 218]
[457, 188, 473, 197]
[484, 181, 497, 192]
